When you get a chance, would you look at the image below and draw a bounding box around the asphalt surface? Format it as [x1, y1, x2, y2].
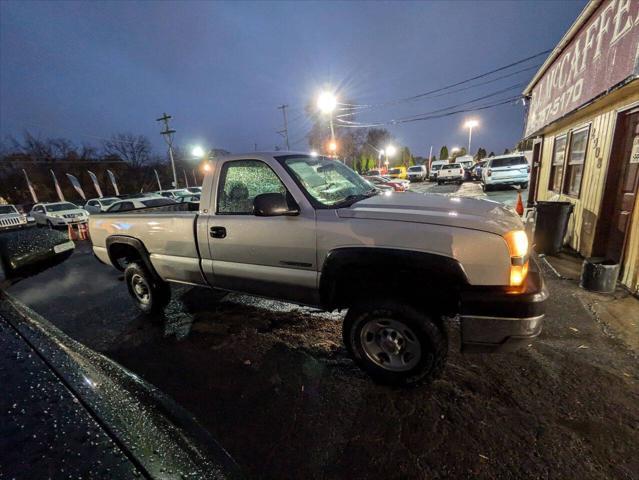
[7, 181, 639, 480]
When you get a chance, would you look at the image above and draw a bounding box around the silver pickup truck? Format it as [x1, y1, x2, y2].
[90, 152, 547, 386]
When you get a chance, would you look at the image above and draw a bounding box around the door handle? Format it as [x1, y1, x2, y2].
[210, 226, 226, 239]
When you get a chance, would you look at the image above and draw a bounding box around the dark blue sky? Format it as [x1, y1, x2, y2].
[0, 0, 586, 158]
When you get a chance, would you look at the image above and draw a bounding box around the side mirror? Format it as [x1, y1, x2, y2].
[253, 193, 299, 217]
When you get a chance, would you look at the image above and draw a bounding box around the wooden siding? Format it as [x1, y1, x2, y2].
[535, 84, 639, 293]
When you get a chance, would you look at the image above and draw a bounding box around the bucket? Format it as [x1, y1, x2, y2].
[580, 257, 620, 294]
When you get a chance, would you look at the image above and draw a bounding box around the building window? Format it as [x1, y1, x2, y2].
[549, 135, 567, 192]
[563, 126, 590, 197]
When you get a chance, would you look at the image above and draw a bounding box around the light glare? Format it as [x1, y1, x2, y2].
[317, 91, 337, 113]
[192, 146, 205, 158]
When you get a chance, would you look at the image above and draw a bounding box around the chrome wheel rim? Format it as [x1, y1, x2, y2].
[131, 274, 151, 304]
[360, 318, 421, 372]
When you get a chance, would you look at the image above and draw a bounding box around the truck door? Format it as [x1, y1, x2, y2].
[206, 158, 318, 305]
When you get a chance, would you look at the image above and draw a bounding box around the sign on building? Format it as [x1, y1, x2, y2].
[525, 0, 639, 137]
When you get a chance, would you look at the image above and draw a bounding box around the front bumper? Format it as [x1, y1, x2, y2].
[459, 256, 548, 353]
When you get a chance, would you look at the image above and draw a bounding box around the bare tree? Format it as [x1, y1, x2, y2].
[102, 133, 151, 167]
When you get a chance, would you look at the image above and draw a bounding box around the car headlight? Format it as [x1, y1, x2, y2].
[504, 230, 529, 286]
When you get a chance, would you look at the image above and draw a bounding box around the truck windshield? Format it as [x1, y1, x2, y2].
[0, 205, 18, 214]
[281, 156, 375, 207]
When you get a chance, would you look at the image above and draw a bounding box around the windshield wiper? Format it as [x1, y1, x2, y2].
[333, 188, 379, 208]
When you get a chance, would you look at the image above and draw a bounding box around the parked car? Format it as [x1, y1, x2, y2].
[156, 188, 191, 200]
[29, 202, 89, 228]
[387, 166, 407, 180]
[90, 152, 547, 387]
[186, 186, 202, 194]
[84, 197, 120, 213]
[407, 165, 428, 182]
[363, 175, 405, 192]
[428, 160, 448, 181]
[482, 154, 530, 192]
[0, 204, 31, 231]
[0, 229, 239, 479]
[107, 196, 176, 212]
[437, 163, 464, 185]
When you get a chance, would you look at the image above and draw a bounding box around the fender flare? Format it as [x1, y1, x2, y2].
[319, 247, 469, 310]
[105, 235, 161, 280]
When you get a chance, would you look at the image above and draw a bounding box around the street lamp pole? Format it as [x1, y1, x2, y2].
[464, 119, 479, 156]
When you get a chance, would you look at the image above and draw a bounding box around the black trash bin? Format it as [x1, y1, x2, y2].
[533, 201, 574, 255]
[580, 257, 620, 294]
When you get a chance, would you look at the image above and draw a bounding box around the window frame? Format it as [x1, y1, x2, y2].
[215, 159, 288, 216]
[562, 125, 590, 198]
[548, 134, 568, 193]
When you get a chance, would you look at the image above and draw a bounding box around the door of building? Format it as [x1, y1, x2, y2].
[596, 109, 639, 264]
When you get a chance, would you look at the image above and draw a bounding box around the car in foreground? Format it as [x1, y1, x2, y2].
[437, 163, 464, 185]
[407, 165, 427, 182]
[0, 228, 239, 479]
[29, 202, 89, 228]
[90, 152, 547, 387]
[364, 175, 407, 192]
[84, 196, 120, 213]
[482, 154, 530, 191]
[0, 204, 31, 231]
[106, 196, 176, 212]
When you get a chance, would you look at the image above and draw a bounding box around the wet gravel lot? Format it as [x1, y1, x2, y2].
[7, 182, 639, 479]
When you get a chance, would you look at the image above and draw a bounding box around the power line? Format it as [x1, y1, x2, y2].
[340, 48, 550, 111]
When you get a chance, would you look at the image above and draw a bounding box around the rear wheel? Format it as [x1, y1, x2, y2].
[343, 302, 447, 387]
[124, 262, 171, 314]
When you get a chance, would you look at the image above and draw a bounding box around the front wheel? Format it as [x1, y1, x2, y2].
[124, 262, 171, 314]
[343, 303, 447, 387]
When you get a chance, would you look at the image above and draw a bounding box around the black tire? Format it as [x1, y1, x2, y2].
[343, 302, 447, 387]
[124, 262, 171, 314]
[482, 183, 490, 192]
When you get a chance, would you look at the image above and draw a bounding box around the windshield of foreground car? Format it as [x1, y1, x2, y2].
[0, 205, 18, 214]
[46, 203, 80, 212]
[282, 156, 376, 207]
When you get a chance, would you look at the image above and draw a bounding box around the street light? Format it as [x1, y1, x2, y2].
[328, 140, 337, 157]
[464, 119, 479, 155]
[384, 145, 396, 174]
[310, 150, 318, 157]
[192, 146, 205, 158]
[318, 91, 338, 159]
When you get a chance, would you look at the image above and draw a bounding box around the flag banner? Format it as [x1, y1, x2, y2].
[22, 169, 38, 203]
[154, 169, 162, 191]
[107, 169, 120, 196]
[183, 169, 189, 188]
[87, 170, 103, 198]
[50, 170, 65, 202]
[66, 173, 86, 200]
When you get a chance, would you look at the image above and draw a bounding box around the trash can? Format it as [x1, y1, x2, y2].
[580, 257, 620, 294]
[533, 201, 574, 255]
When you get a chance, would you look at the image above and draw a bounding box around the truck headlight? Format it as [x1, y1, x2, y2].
[504, 230, 529, 286]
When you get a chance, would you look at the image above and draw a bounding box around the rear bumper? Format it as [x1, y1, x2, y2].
[484, 175, 528, 185]
[459, 256, 548, 353]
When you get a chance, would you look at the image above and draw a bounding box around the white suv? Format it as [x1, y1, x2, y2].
[407, 165, 427, 182]
[30, 202, 89, 228]
[482, 155, 530, 192]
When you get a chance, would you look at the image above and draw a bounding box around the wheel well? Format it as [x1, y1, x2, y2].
[108, 243, 142, 271]
[320, 248, 468, 315]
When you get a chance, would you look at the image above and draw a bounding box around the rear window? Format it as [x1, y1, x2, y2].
[141, 198, 175, 207]
[490, 156, 527, 168]
[445, 164, 460, 169]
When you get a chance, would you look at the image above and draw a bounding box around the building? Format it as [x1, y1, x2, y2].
[523, 0, 639, 295]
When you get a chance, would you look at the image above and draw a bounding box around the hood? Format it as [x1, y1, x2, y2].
[336, 192, 523, 236]
[50, 208, 86, 215]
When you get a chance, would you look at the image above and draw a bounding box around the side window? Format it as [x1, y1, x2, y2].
[120, 202, 134, 211]
[217, 160, 286, 214]
[109, 203, 121, 212]
[549, 135, 567, 192]
[563, 126, 589, 197]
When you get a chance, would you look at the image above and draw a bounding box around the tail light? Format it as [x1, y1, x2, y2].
[487, 168, 492, 177]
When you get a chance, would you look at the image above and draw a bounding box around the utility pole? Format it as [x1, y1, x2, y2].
[156, 113, 178, 188]
[277, 104, 290, 150]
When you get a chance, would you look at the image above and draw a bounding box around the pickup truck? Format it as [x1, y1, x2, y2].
[437, 163, 464, 185]
[90, 152, 548, 386]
